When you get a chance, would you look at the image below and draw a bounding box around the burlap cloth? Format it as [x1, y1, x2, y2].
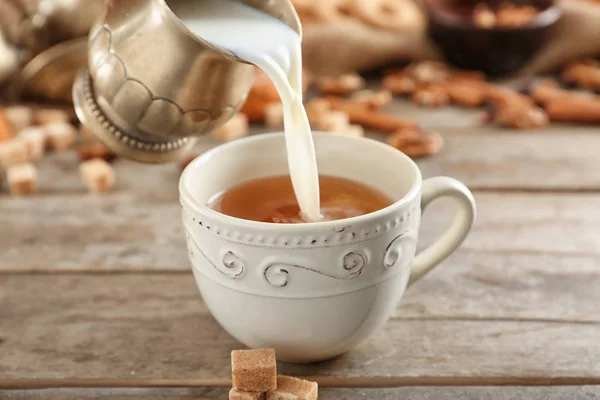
[301, 0, 600, 76]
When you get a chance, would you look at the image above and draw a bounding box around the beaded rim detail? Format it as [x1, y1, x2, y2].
[184, 206, 419, 249]
[81, 71, 189, 153]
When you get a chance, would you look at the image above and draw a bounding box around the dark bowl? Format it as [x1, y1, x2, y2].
[424, 0, 562, 77]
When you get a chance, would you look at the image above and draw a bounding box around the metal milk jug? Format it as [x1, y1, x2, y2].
[72, 0, 301, 163]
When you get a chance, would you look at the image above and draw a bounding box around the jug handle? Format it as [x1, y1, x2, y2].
[408, 177, 476, 286]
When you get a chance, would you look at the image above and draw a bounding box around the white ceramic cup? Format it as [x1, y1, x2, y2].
[180, 132, 476, 363]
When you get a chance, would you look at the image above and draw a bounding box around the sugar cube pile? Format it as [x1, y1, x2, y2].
[230, 349, 318, 400]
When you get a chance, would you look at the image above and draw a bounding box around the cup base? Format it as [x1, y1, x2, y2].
[190, 266, 408, 364]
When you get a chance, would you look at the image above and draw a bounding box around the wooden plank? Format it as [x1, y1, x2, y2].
[2, 192, 599, 272]
[400, 251, 600, 323]
[3, 121, 600, 196]
[4, 247, 599, 324]
[1, 274, 599, 380]
[416, 126, 600, 191]
[2, 386, 600, 400]
[384, 100, 600, 190]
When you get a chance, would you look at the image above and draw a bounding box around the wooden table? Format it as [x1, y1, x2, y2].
[1, 98, 600, 399]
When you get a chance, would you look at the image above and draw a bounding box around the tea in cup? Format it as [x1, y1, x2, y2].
[179, 131, 476, 363]
[208, 174, 395, 223]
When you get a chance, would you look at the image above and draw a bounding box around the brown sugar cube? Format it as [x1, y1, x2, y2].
[317, 72, 366, 95]
[79, 158, 116, 193]
[344, 124, 364, 137]
[229, 388, 266, 400]
[267, 392, 296, 400]
[305, 98, 331, 125]
[231, 349, 277, 392]
[266, 376, 318, 400]
[7, 162, 38, 196]
[318, 110, 350, 132]
[45, 123, 77, 151]
[35, 108, 70, 125]
[0, 138, 29, 168]
[214, 113, 249, 142]
[265, 103, 285, 128]
[19, 127, 46, 160]
[0, 110, 15, 142]
[5, 106, 34, 132]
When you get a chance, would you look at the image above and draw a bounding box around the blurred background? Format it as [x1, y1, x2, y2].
[2, 1, 600, 393]
[0, 0, 599, 192]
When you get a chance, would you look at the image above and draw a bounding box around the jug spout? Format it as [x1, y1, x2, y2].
[72, 0, 301, 163]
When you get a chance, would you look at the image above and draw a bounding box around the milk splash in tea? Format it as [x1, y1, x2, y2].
[169, 0, 321, 221]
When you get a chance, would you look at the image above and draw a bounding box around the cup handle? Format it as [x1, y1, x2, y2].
[408, 177, 476, 286]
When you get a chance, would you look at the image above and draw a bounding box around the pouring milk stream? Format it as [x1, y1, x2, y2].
[169, 0, 321, 221]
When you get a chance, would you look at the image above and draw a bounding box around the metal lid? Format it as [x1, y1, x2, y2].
[8, 37, 87, 103]
[0, 0, 105, 102]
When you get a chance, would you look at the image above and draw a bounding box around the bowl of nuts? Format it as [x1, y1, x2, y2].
[424, 0, 562, 76]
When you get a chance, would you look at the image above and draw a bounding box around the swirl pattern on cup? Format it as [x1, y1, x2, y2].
[263, 250, 366, 288]
[384, 232, 418, 270]
[187, 233, 245, 279]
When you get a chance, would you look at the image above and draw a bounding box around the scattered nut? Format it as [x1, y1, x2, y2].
[350, 89, 392, 109]
[494, 103, 549, 129]
[473, 3, 496, 28]
[406, 61, 449, 84]
[496, 2, 539, 27]
[445, 80, 486, 107]
[562, 60, 600, 91]
[382, 73, 416, 95]
[545, 97, 600, 123]
[326, 96, 416, 132]
[387, 127, 444, 158]
[412, 85, 449, 107]
[317, 72, 366, 95]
